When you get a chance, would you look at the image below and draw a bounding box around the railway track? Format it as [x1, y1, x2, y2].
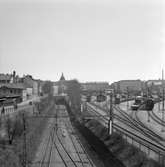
[32, 104, 95, 167]
[115, 106, 164, 143]
[31, 118, 56, 167]
[53, 106, 81, 167]
[51, 127, 79, 167]
[39, 124, 53, 167]
[86, 103, 165, 147]
[51, 125, 70, 167]
[133, 109, 165, 138]
[49, 105, 95, 167]
[85, 102, 165, 165]
[150, 109, 165, 126]
[64, 122, 95, 167]
[92, 102, 164, 142]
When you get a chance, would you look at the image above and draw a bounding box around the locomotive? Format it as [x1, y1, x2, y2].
[114, 94, 121, 104]
[96, 94, 106, 102]
[86, 95, 91, 102]
[131, 96, 154, 111]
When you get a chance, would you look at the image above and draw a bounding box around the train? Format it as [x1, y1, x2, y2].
[86, 95, 91, 102]
[96, 94, 106, 102]
[131, 96, 154, 111]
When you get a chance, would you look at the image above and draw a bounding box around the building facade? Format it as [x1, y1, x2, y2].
[22, 75, 38, 96]
[0, 74, 12, 84]
[111, 80, 142, 94]
[81, 82, 110, 92]
[0, 83, 25, 102]
[145, 80, 164, 95]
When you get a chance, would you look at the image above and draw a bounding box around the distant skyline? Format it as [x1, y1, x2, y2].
[0, 0, 165, 83]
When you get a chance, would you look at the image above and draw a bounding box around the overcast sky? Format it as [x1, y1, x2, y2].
[0, 0, 164, 83]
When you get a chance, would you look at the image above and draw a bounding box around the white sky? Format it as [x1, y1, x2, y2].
[0, 0, 165, 83]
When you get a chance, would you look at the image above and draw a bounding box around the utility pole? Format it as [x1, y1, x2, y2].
[158, 91, 160, 112]
[162, 69, 164, 111]
[162, 69, 165, 132]
[55, 106, 58, 130]
[127, 87, 129, 110]
[22, 113, 27, 167]
[107, 90, 113, 135]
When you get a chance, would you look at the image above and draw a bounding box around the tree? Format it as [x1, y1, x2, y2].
[5, 116, 23, 145]
[66, 79, 81, 112]
[42, 81, 53, 96]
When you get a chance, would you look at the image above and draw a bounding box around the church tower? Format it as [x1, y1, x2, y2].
[58, 73, 66, 95]
[59, 73, 65, 81]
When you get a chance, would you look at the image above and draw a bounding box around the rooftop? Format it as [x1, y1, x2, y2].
[0, 74, 12, 80]
[0, 83, 25, 89]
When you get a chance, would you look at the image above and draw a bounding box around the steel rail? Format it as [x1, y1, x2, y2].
[151, 109, 165, 126]
[56, 128, 79, 167]
[133, 109, 164, 137]
[90, 103, 164, 146]
[39, 123, 54, 167]
[86, 104, 165, 160]
[47, 125, 56, 167]
[86, 103, 165, 152]
[62, 125, 85, 167]
[64, 122, 95, 167]
[50, 127, 68, 167]
[115, 106, 164, 141]
[89, 102, 164, 143]
[55, 106, 80, 167]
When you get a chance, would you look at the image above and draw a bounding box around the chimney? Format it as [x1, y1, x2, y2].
[13, 70, 16, 83]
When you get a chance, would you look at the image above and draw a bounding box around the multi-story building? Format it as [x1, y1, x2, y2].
[145, 80, 164, 95]
[22, 75, 38, 96]
[0, 83, 25, 102]
[0, 71, 23, 84]
[111, 80, 142, 94]
[81, 82, 110, 94]
[0, 74, 12, 84]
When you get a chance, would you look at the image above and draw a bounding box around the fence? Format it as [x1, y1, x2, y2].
[0, 105, 34, 117]
[0, 106, 15, 115]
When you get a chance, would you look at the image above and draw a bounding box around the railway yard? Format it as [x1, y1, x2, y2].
[1, 96, 165, 166]
[32, 104, 97, 167]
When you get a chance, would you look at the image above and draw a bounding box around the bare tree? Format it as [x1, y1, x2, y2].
[5, 115, 23, 145]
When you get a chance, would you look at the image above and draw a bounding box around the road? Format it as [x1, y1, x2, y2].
[32, 104, 95, 167]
